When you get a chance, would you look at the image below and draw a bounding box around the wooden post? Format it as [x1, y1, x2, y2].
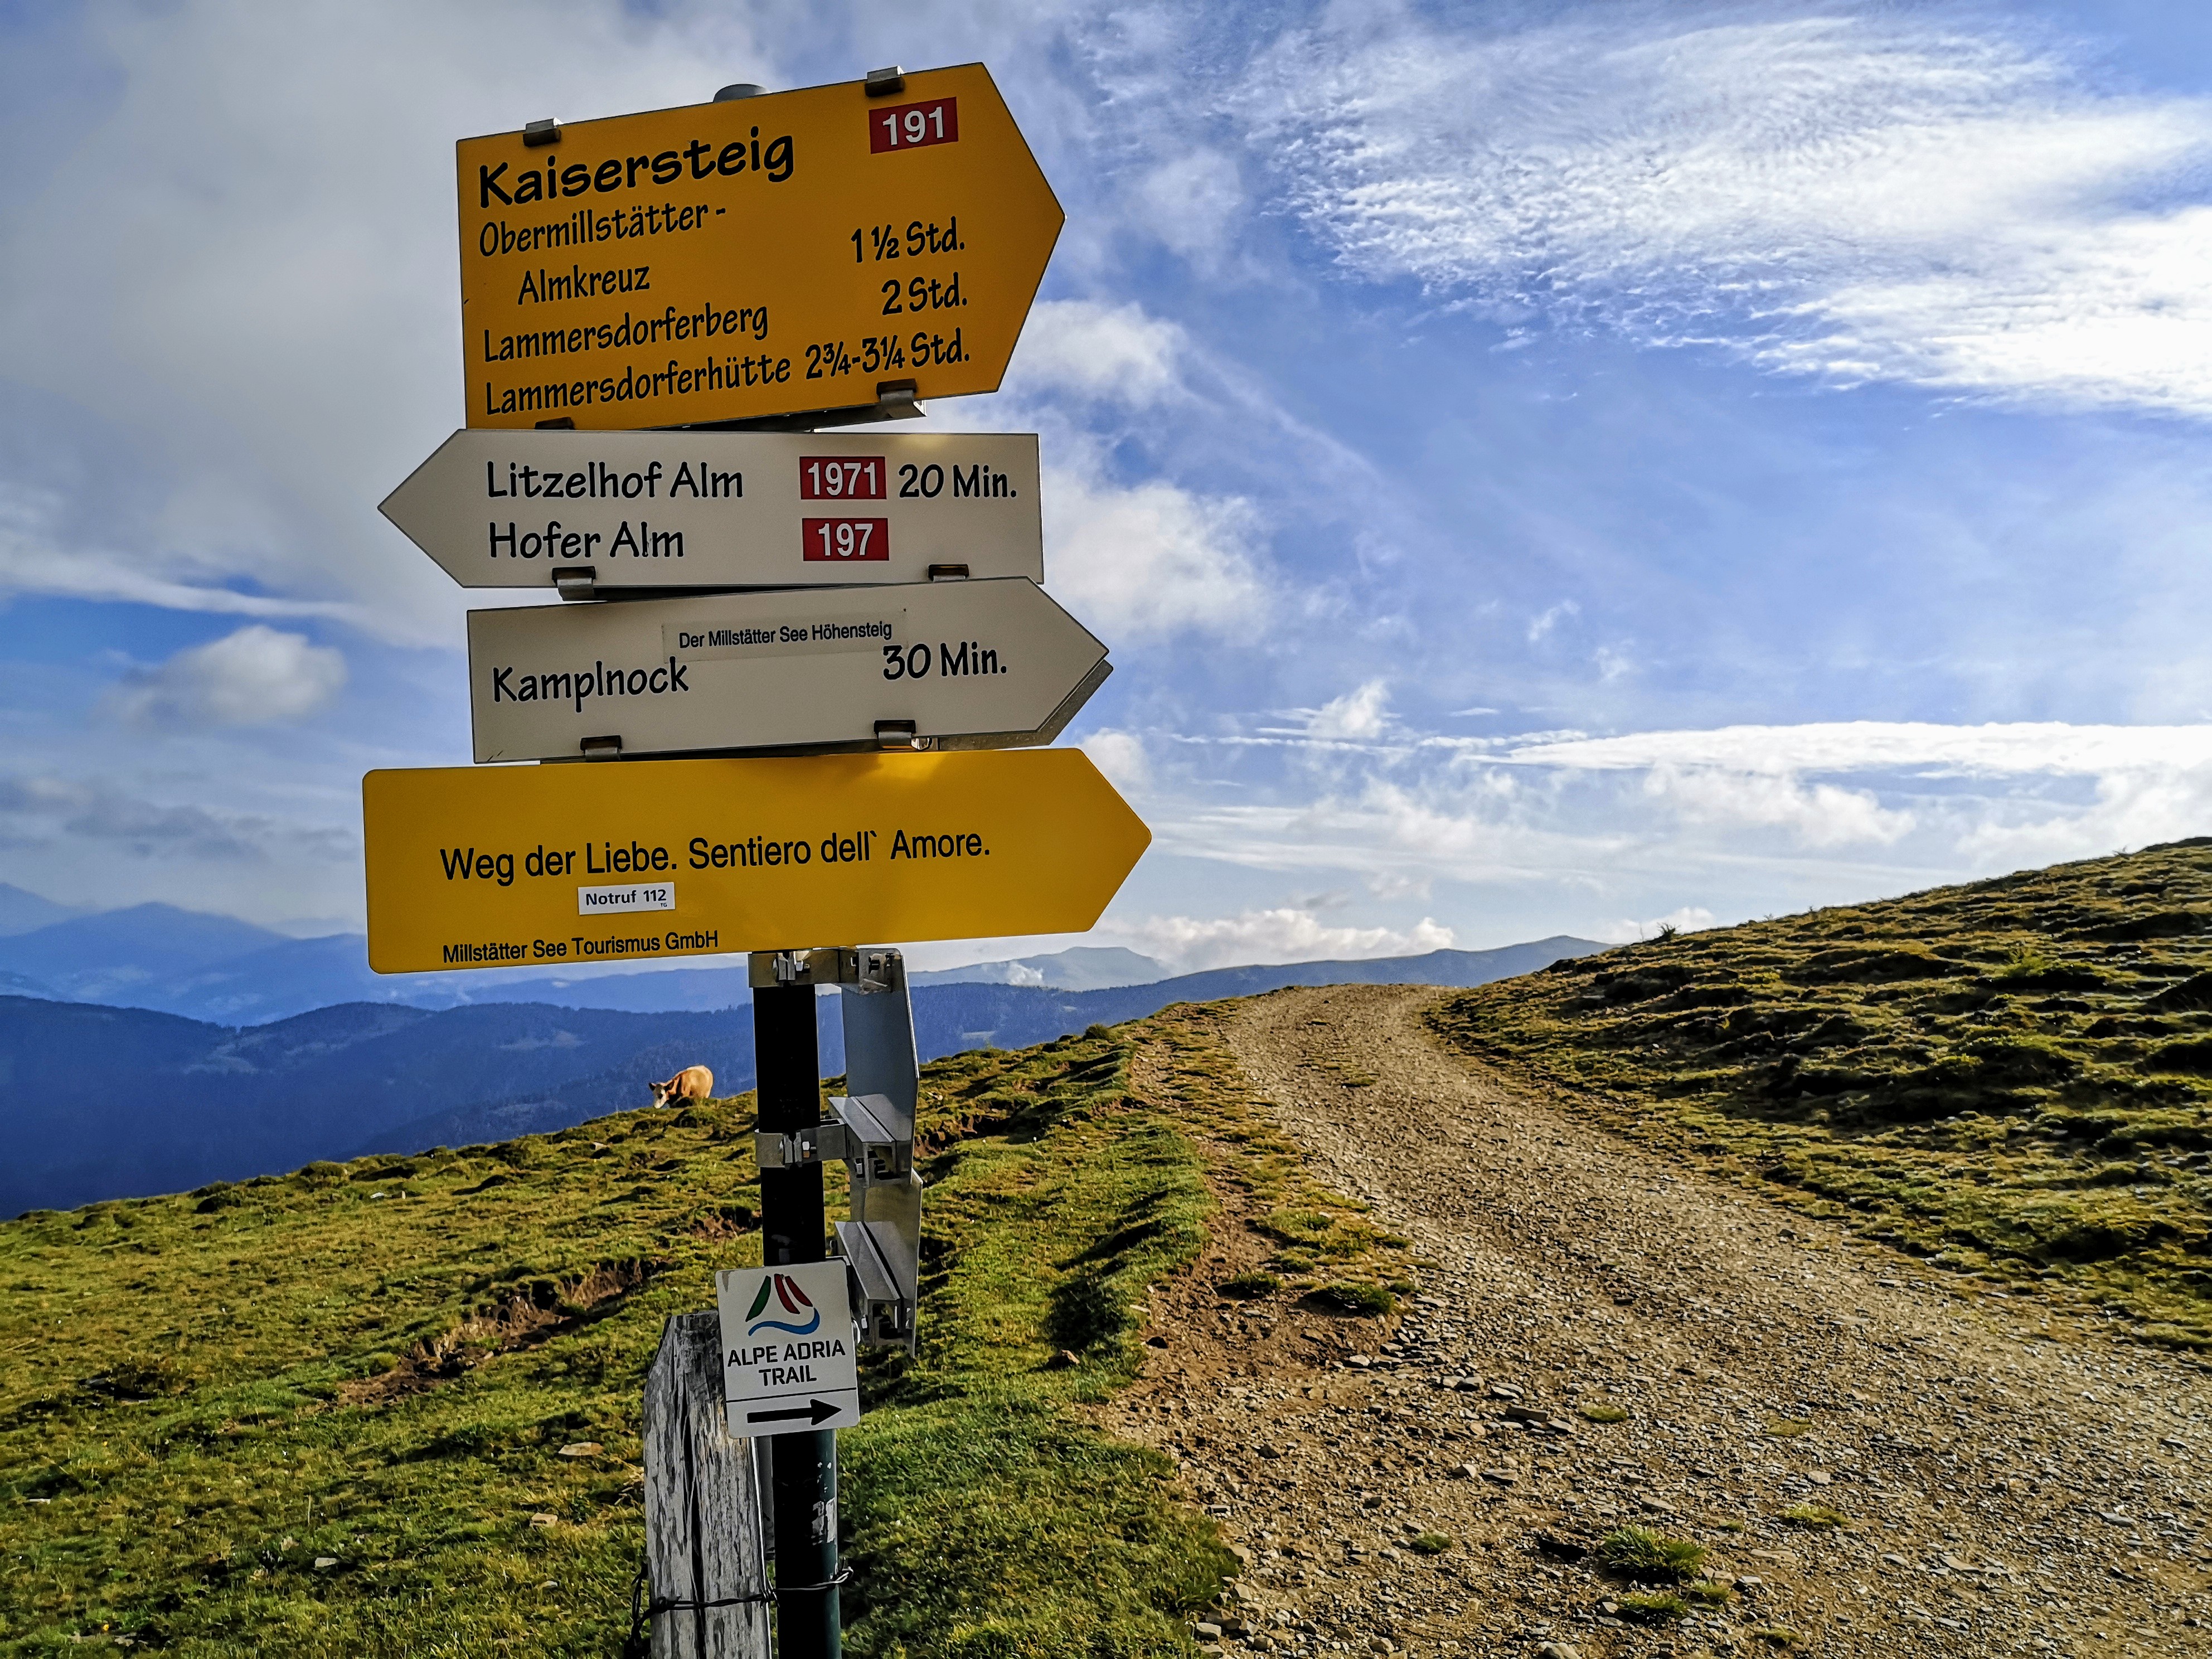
[642, 1311, 773, 1659]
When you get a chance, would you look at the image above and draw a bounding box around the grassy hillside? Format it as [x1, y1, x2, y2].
[1429, 837, 2212, 1350]
[1, 1011, 1336, 1656]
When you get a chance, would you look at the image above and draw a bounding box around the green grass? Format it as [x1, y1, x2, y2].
[0, 1022, 1237, 1657]
[1427, 838, 2212, 1347]
[1778, 1503, 1847, 1529]
[1684, 1579, 1735, 1605]
[1575, 1401, 1629, 1423]
[1595, 1525, 1709, 1582]
[1616, 1590, 1687, 1622]
[1406, 1531, 1451, 1556]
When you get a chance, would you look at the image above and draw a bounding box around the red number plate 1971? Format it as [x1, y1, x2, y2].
[798, 457, 885, 499]
[870, 98, 958, 153]
[803, 517, 890, 561]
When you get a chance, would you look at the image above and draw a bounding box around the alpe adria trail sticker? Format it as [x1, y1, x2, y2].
[715, 1260, 860, 1435]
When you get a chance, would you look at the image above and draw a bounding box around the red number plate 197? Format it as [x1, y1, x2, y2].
[798, 457, 885, 499]
[870, 98, 958, 153]
[803, 518, 889, 561]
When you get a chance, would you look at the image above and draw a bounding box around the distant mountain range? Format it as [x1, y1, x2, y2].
[0, 935, 1599, 1213]
[0, 898, 1168, 1021]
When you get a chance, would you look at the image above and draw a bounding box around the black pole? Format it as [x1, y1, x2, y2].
[753, 977, 841, 1659]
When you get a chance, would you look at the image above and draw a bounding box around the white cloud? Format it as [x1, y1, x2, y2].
[0, 773, 353, 865]
[1640, 764, 1914, 848]
[1236, 8, 2212, 414]
[1008, 299, 1191, 407]
[1115, 906, 1455, 972]
[1079, 727, 1151, 791]
[1527, 600, 1579, 643]
[1495, 721, 2212, 777]
[1041, 459, 1267, 639]
[108, 625, 347, 729]
[1303, 680, 1391, 741]
[1132, 149, 1245, 265]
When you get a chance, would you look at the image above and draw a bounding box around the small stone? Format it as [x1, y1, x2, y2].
[1146, 1335, 1170, 1348]
[1451, 1462, 1480, 1479]
[314, 1556, 338, 1570]
[1048, 1349, 1080, 1369]
[1347, 1355, 1372, 1369]
[1881, 1553, 1908, 1569]
[1481, 1468, 1517, 1485]
[1537, 1645, 1584, 1659]
[1489, 1382, 1523, 1400]
[1637, 1496, 1675, 1514]
[1806, 1470, 1832, 1485]
[1194, 1623, 1224, 1640]
[1503, 1405, 1549, 1424]
[528, 1513, 558, 1529]
[557, 1442, 603, 1458]
[1737, 1575, 1764, 1591]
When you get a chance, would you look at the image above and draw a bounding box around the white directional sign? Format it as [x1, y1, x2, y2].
[465, 578, 1108, 763]
[715, 1262, 860, 1437]
[381, 431, 1042, 591]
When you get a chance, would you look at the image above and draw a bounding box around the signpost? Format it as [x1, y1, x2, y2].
[457, 64, 1063, 429]
[377, 65, 1122, 1659]
[464, 578, 1107, 762]
[360, 748, 1148, 974]
[716, 1262, 862, 1434]
[382, 430, 1042, 591]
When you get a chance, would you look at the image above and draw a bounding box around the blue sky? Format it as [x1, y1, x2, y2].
[4, 0, 2212, 973]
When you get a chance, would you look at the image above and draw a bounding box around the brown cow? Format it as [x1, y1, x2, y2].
[649, 1065, 714, 1107]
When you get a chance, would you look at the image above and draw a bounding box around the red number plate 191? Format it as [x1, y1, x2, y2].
[798, 457, 885, 499]
[803, 518, 889, 561]
[870, 98, 958, 153]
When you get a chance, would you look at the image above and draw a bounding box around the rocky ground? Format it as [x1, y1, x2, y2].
[1100, 985, 2212, 1659]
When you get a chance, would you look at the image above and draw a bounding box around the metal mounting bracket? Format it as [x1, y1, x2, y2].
[579, 734, 622, 759]
[553, 566, 596, 601]
[755, 1120, 850, 1170]
[863, 65, 905, 98]
[523, 118, 561, 147]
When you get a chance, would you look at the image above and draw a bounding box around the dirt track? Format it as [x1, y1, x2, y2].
[1108, 985, 2212, 1658]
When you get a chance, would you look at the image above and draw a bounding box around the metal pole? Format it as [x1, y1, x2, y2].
[752, 971, 841, 1659]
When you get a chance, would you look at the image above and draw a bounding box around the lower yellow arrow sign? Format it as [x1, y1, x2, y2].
[361, 749, 1148, 974]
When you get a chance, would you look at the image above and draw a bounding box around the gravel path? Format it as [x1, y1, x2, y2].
[1108, 985, 2212, 1659]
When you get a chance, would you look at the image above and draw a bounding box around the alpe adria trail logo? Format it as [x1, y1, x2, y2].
[746, 1273, 821, 1337]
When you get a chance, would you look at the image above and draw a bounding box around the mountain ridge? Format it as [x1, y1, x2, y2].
[0, 938, 1598, 1211]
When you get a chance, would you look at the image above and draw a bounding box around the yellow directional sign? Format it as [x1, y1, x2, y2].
[457, 65, 1063, 430]
[361, 749, 1147, 974]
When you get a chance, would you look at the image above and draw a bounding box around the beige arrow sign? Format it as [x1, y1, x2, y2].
[467, 579, 1106, 762]
[381, 430, 1041, 590]
[457, 64, 1062, 429]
